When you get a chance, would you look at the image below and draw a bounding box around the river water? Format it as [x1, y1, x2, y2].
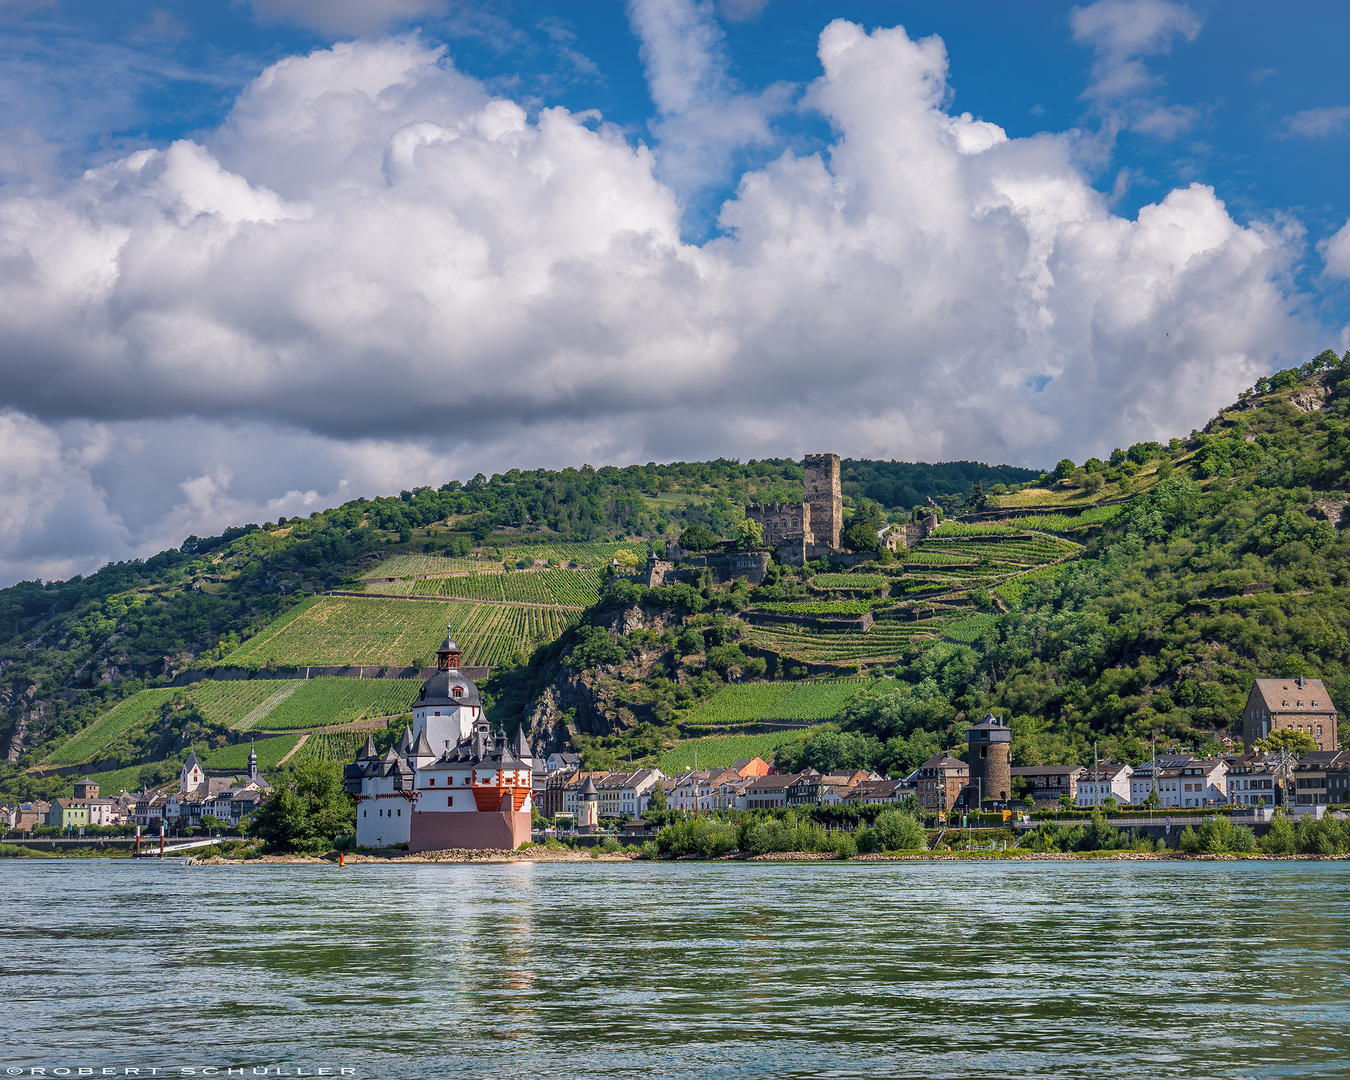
[2, 859, 1348, 1078]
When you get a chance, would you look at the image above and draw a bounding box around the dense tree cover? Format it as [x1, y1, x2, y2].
[772, 354, 1350, 773]
[246, 758, 355, 854]
[841, 460, 1042, 515]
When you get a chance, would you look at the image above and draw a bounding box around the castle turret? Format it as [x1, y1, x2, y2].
[413, 621, 481, 756]
[965, 713, 1012, 806]
[578, 775, 600, 832]
[435, 627, 462, 670]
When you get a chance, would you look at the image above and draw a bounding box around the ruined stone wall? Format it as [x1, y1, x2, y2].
[745, 502, 813, 546]
[804, 453, 842, 551]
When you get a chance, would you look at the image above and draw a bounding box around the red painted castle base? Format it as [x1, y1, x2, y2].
[408, 811, 532, 852]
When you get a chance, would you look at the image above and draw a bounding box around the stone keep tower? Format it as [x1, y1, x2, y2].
[804, 453, 842, 550]
[966, 713, 1012, 805]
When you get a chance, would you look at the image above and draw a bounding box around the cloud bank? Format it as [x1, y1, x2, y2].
[0, 16, 1312, 584]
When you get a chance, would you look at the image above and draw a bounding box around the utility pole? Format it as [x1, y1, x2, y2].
[1151, 731, 1157, 825]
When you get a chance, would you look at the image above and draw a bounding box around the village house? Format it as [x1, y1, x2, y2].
[46, 798, 91, 830]
[1127, 755, 1195, 805]
[1292, 751, 1350, 807]
[9, 800, 48, 831]
[562, 771, 613, 817]
[743, 773, 798, 810]
[546, 751, 582, 773]
[847, 778, 915, 805]
[1011, 765, 1085, 805]
[708, 771, 755, 810]
[1127, 757, 1228, 808]
[1173, 759, 1229, 807]
[917, 754, 968, 813]
[1325, 752, 1350, 805]
[594, 768, 664, 818]
[1075, 762, 1134, 808]
[669, 770, 719, 812]
[1226, 754, 1281, 807]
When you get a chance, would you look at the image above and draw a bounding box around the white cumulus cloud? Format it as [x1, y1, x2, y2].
[0, 23, 1313, 585]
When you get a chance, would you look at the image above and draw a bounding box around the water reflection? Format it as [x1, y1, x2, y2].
[0, 860, 1346, 1078]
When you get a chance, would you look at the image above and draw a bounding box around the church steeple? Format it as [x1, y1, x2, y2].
[248, 739, 258, 783]
[436, 623, 462, 670]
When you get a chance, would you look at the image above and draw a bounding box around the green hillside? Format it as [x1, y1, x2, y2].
[514, 349, 1350, 777]
[10, 352, 1350, 801]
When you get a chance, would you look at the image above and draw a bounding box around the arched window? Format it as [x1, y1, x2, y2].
[453, 686, 464, 696]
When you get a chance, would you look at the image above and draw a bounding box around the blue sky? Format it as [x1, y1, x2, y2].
[0, 0, 1348, 584]
[10, 1, 1350, 270]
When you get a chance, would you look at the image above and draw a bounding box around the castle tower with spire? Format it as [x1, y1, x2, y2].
[346, 621, 533, 852]
[410, 623, 483, 757]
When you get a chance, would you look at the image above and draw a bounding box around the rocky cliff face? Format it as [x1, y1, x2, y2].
[522, 602, 681, 753]
[0, 680, 40, 762]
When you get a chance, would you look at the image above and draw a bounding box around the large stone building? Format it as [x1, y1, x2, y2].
[346, 627, 535, 851]
[1241, 677, 1339, 752]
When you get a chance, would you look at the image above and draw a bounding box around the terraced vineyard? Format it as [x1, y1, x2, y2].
[657, 728, 818, 772]
[373, 568, 602, 607]
[365, 541, 636, 579]
[683, 683, 794, 724]
[297, 730, 381, 767]
[754, 600, 881, 616]
[257, 678, 420, 731]
[201, 733, 304, 772]
[943, 614, 999, 643]
[221, 597, 576, 669]
[811, 573, 888, 592]
[42, 689, 176, 766]
[743, 515, 1091, 670]
[746, 620, 944, 665]
[189, 680, 299, 728]
[683, 680, 867, 726]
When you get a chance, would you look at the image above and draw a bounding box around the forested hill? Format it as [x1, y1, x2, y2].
[838, 349, 1350, 769]
[509, 348, 1350, 778]
[0, 455, 1036, 769]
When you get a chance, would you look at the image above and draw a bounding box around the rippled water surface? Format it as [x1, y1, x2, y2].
[3, 859, 1349, 1078]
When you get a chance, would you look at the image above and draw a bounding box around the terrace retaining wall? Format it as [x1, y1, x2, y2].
[171, 664, 490, 687]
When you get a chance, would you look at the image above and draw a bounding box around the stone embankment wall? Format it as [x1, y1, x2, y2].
[171, 664, 490, 687]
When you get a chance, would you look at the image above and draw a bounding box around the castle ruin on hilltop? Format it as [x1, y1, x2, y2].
[745, 452, 845, 565]
[639, 452, 938, 584]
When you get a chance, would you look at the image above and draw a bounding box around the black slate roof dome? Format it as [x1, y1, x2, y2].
[417, 668, 482, 709]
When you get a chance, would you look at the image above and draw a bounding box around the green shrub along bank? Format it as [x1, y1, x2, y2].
[1247, 812, 1350, 855]
[1021, 811, 1186, 854]
[650, 808, 929, 859]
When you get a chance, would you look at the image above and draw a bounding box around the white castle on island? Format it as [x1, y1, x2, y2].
[344, 627, 535, 851]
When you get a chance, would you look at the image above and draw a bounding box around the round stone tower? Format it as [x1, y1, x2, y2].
[966, 713, 1012, 806]
[577, 775, 600, 832]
